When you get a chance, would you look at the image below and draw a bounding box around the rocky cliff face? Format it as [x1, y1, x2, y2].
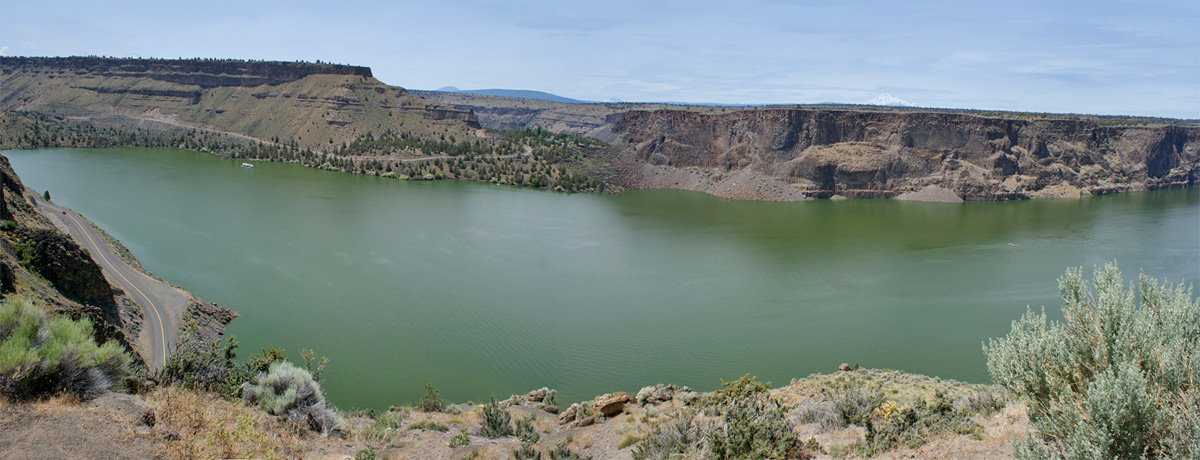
[0, 155, 137, 351]
[611, 109, 1200, 200]
[1, 56, 372, 88]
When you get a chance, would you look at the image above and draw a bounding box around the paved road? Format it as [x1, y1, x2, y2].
[32, 193, 187, 370]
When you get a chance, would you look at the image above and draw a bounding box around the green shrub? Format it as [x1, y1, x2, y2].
[354, 446, 376, 460]
[418, 382, 446, 412]
[515, 414, 540, 443]
[549, 439, 590, 460]
[300, 348, 327, 382]
[241, 360, 343, 433]
[155, 335, 241, 395]
[449, 428, 471, 447]
[618, 434, 644, 449]
[705, 375, 812, 460]
[408, 419, 450, 431]
[0, 297, 130, 400]
[791, 395, 841, 429]
[358, 410, 404, 446]
[376, 410, 404, 430]
[853, 392, 983, 457]
[548, 440, 590, 460]
[985, 263, 1200, 459]
[481, 396, 514, 438]
[512, 441, 541, 460]
[632, 410, 707, 460]
[820, 376, 883, 427]
[243, 346, 287, 375]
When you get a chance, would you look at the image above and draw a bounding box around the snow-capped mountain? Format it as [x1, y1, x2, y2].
[864, 94, 916, 107]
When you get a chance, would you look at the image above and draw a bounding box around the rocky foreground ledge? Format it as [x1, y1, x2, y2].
[0, 368, 1025, 460]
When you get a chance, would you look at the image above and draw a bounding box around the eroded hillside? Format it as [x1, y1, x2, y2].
[1, 57, 481, 154]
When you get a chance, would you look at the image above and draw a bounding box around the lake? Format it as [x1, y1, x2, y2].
[7, 147, 1198, 410]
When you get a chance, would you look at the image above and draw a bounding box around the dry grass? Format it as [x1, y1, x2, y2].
[148, 385, 305, 460]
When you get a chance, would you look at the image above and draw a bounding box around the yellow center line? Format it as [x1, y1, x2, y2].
[64, 211, 168, 369]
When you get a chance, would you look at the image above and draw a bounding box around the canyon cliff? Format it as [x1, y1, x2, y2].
[608, 109, 1198, 200]
[0, 57, 480, 153]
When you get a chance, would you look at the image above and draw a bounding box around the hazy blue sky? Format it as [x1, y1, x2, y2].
[3, 0, 1197, 117]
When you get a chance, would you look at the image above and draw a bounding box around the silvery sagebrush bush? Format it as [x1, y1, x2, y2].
[241, 360, 343, 434]
[985, 262, 1199, 459]
[0, 297, 130, 400]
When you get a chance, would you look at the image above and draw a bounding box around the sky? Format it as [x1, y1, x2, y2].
[2, 0, 1197, 118]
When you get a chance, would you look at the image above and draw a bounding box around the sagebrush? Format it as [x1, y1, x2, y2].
[985, 263, 1200, 459]
[241, 360, 343, 434]
[482, 395, 514, 438]
[0, 297, 130, 400]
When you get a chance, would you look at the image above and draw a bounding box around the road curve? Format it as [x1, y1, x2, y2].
[31, 193, 187, 370]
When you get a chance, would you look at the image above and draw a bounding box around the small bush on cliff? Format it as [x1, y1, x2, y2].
[985, 263, 1200, 459]
[242, 360, 343, 434]
[0, 297, 130, 400]
[548, 440, 591, 460]
[156, 335, 241, 395]
[512, 441, 541, 460]
[418, 382, 446, 412]
[704, 375, 812, 460]
[515, 413, 540, 443]
[632, 409, 708, 460]
[853, 392, 987, 457]
[481, 395, 514, 438]
[821, 376, 884, 427]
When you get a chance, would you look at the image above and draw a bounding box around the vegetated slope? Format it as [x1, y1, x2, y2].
[0, 56, 481, 155]
[0, 154, 142, 357]
[0, 58, 613, 194]
[0, 152, 231, 368]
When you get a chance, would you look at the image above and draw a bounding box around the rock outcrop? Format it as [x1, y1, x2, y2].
[1, 56, 372, 88]
[610, 109, 1200, 200]
[592, 391, 632, 417]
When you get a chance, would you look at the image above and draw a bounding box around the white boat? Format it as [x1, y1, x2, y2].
[241, 163, 254, 168]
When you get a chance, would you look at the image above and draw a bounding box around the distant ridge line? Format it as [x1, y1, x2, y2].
[431, 87, 584, 104]
[0, 56, 372, 87]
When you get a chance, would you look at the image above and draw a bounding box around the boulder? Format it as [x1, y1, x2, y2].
[839, 363, 852, 372]
[636, 384, 694, 405]
[525, 387, 551, 403]
[558, 403, 580, 425]
[593, 392, 632, 417]
[574, 415, 596, 427]
[516, 387, 559, 414]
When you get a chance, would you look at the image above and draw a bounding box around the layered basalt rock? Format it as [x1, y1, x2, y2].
[610, 109, 1199, 200]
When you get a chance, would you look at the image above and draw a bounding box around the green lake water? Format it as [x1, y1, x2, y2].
[6, 147, 1198, 410]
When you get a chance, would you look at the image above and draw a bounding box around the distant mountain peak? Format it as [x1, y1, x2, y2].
[430, 87, 583, 104]
[864, 93, 916, 107]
